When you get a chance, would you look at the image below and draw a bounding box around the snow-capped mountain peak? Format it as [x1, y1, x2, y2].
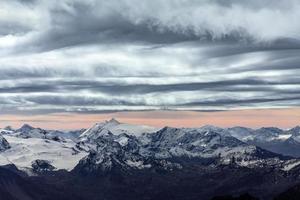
[289, 126, 300, 136]
[199, 125, 225, 133]
[227, 126, 255, 141]
[13, 124, 47, 139]
[80, 119, 159, 141]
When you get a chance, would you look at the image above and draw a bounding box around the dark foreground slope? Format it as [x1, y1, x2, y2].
[1, 150, 300, 199]
[211, 193, 259, 200]
[1, 163, 300, 200]
[274, 183, 300, 200]
[0, 166, 84, 200]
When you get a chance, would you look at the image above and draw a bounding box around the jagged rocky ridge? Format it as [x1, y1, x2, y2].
[74, 120, 299, 175]
[2, 119, 300, 174]
[228, 126, 300, 157]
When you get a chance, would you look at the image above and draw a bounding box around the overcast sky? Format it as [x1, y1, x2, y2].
[0, 0, 300, 125]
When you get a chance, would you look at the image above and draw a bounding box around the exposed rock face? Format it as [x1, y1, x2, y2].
[74, 124, 291, 175]
[32, 159, 55, 173]
[0, 135, 10, 152]
[74, 130, 181, 175]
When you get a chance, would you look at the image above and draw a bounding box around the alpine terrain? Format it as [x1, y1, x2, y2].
[0, 119, 300, 199]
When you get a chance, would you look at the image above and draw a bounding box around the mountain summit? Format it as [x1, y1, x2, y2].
[80, 119, 158, 140]
[18, 124, 34, 133]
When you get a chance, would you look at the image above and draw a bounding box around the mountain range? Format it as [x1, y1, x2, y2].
[1, 119, 300, 199]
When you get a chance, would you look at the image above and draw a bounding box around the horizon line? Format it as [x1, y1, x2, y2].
[1, 118, 299, 132]
[1, 108, 300, 130]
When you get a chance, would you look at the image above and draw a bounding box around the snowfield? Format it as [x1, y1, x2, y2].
[0, 135, 88, 171]
[80, 118, 158, 139]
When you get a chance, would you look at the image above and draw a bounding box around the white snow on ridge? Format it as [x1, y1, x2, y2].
[80, 118, 159, 139]
[0, 128, 14, 135]
[125, 160, 151, 169]
[277, 134, 292, 140]
[0, 135, 88, 171]
[115, 136, 129, 146]
[2, 120, 300, 175]
[109, 123, 159, 136]
[283, 160, 300, 171]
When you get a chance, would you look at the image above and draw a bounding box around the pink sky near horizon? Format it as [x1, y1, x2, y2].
[1, 108, 300, 130]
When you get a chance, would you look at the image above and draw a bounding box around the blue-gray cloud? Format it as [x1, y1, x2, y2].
[0, 0, 300, 114]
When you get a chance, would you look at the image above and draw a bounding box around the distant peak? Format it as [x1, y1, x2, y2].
[159, 126, 178, 132]
[4, 126, 13, 131]
[19, 124, 34, 131]
[230, 126, 248, 129]
[289, 126, 300, 133]
[200, 125, 223, 131]
[259, 127, 283, 132]
[106, 118, 120, 124]
[291, 126, 300, 130]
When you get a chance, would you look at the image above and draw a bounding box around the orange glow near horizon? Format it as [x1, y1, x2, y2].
[1, 108, 300, 130]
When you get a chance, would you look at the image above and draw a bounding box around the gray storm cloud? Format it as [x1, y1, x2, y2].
[0, 0, 299, 114]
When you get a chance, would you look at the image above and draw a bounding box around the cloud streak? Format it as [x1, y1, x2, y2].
[0, 0, 299, 114]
